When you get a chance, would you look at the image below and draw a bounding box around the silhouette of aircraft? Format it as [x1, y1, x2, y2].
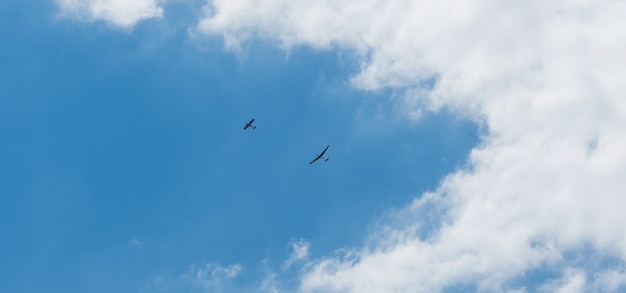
[243, 119, 256, 130]
[309, 146, 330, 164]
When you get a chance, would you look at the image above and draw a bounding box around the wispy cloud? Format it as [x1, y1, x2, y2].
[282, 239, 310, 270]
[538, 268, 586, 293]
[591, 267, 626, 292]
[257, 239, 312, 293]
[181, 262, 242, 290]
[54, 0, 164, 28]
[130, 238, 144, 248]
[197, 0, 626, 292]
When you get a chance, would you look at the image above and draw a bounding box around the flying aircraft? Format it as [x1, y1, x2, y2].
[309, 145, 330, 164]
[243, 118, 256, 130]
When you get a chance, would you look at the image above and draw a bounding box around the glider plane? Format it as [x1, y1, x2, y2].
[244, 119, 256, 130]
[309, 146, 330, 164]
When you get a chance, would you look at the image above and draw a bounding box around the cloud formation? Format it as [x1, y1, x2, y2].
[283, 239, 311, 269]
[197, 0, 626, 292]
[182, 262, 242, 289]
[50, 0, 626, 291]
[54, 0, 164, 28]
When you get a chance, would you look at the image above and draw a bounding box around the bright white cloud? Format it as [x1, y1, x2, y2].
[54, 0, 164, 28]
[197, 0, 626, 292]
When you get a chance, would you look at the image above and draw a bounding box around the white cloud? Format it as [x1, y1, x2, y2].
[182, 262, 242, 289]
[54, 0, 164, 28]
[282, 239, 311, 269]
[197, 0, 626, 292]
[586, 267, 626, 292]
[261, 272, 282, 293]
[539, 269, 586, 293]
[259, 240, 312, 293]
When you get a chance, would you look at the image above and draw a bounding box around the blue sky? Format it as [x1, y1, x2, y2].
[0, 1, 480, 292]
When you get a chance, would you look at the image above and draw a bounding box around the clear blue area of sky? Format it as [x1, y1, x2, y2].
[0, 1, 479, 292]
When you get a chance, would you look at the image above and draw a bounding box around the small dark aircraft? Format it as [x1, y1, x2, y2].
[243, 119, 256, 130]
[309, 146, 330, 164]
